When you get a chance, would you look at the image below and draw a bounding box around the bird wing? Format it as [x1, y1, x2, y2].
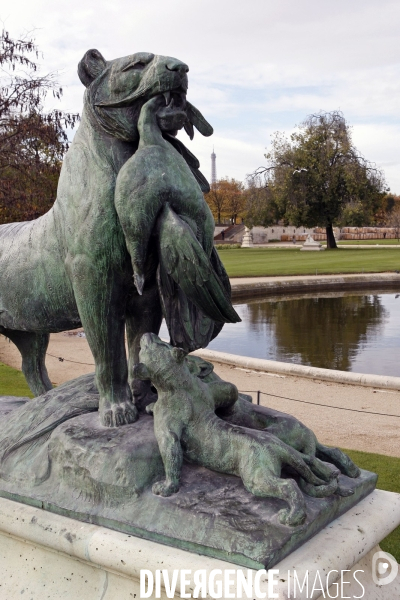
[157, 204, 241, 326]
[157, 272, 217, 352]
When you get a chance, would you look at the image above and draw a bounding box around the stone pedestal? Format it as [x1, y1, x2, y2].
[0, 489, 399, 599]
[241, 226, 254, 247]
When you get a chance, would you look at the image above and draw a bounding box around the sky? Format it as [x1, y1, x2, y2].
[2, 0, 399, 192]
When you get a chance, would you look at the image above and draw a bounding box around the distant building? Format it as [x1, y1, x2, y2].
[211, 148, 217, 185]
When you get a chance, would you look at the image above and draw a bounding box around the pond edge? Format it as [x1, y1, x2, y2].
[200, 272, 400, 390]
[193, 347, 400, 390]
[230, 272, 400, 299]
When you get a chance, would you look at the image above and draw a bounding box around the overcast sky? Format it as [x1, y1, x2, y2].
[3, 0, 399, 192]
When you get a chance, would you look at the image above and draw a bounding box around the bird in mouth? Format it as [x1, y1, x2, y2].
[157, 89, 188, 134]
[161, 90, 187, 111]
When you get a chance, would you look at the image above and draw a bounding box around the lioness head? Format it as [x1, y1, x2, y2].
[78, 49, 212, 143]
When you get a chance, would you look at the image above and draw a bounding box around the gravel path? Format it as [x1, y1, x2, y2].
[1, 332, 399, 458]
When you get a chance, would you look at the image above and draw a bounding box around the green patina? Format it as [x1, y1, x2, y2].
[0, 49, 238, 427]
[0, 51, 375, 566]
[136, 334, 359, 526]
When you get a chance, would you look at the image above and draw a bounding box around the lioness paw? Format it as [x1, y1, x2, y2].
[152, 480, 179, 497]
[100, 401, 139, 428]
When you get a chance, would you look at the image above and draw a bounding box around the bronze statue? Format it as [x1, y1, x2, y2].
[0, 50, 239, 427]
[0, 50, 372, 566]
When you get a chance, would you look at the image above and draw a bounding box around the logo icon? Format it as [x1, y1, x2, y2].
[372, 551, 398, 586]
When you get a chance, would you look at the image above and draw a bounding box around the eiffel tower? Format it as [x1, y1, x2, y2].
[211, 147, 217, 185]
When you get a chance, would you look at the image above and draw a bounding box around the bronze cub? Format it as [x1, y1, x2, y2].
[135, 333, 343, 527]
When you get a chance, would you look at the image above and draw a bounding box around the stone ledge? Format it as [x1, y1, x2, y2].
[0, 490, 399, 598]
[230, 272, 400, 299]
[193, 347, 400, 390]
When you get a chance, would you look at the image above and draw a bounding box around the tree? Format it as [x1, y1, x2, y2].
[204, 181, 227, 224]
[244, 175, 280, 228]
[388, 204, 400, 242]
[379, 193, 400, 225]
[384, 194, 398, 215]
[253, 111, 387, 248]
[204, 177, 245, 224]
[224, 178, 245, 223]
[0, 30, 79, 223]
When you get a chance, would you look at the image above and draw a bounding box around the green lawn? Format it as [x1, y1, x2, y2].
[0, 362, 33, 397]
[218, 247, 400, 278]
[344, 449, 400, 562]
[338, 239, 400, 245]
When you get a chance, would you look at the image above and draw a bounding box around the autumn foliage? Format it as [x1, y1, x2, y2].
[204, 177, 246, 224]
[0, 30, 79, 223]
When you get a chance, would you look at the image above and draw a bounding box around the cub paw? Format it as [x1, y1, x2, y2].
[336, 485, 355, 497]
[278, 507, 306, 527]
[100, 401, 139, 428]
[310, 458, 340, 482]
[152, 480, 179, 497]
[344, 464, 361, 479]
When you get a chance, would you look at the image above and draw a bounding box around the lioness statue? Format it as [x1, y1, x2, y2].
[135, 333, 352, 527]
[0, 49, 238, 427]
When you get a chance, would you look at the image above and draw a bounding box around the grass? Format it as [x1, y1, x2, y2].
[214, 243, 242, 250]
[218, 247, 400, 278]
[1, 364, 398, 561]
[343, 448, 400, 562]
[345, 450, 400, 563]
[0, 362, 33, 397]
[338, 239, 400, 245]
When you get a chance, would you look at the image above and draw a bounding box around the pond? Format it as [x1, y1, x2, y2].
[160, 289, 400, 377]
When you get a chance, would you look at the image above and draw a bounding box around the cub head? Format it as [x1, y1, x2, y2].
[78, 49, 213, 144]
[134, 333, 188, 383]
[186, 356, 215, 379]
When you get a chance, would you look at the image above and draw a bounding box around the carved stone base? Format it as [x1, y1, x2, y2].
[0, 377, 376, 569]
[0, 490, 400, 600]
[1, 491, 400, 599]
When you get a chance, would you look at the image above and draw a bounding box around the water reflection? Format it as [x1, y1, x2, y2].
[160, 289, 400, 376]
[245, 294, 386, 371]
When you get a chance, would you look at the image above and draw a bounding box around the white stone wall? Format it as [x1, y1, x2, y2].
[214, 226, 226, 236]
[249, 226, 330, 243]
[215, 225, 400, 244]
[214, 226, 346, 244]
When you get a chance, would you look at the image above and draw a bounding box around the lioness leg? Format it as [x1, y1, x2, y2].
[71, 264, 138, 427]
[2, 329, 52, 396]
[126, 282, 162, 411]
[87, 312, 137, 427]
